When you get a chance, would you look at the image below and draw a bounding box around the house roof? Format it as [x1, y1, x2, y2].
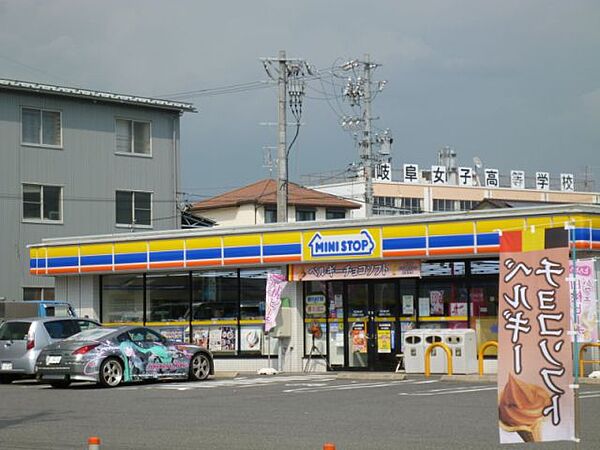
[190, 179, 361, 211]
[472, 199, 565, 210]
[0, 79, 196, 113]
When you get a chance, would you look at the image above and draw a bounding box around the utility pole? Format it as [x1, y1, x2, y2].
[277, 50, 288, 222]
[261, 51, 311, 222]
[363, 54, 374, 218]
[341, 54, 384, 218]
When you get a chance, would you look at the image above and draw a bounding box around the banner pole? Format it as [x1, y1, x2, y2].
[570, 225, 581, 446]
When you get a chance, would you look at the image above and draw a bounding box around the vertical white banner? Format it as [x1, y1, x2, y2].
[264, 273, 288, 332]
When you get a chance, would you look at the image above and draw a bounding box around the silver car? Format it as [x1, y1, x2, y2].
[0, 317, 101, 384]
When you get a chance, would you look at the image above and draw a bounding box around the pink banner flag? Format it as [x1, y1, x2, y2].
[498, 232, 575, 444]
[264, 273, 287, 333]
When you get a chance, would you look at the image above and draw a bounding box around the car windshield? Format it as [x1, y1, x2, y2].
[65, 328, 114, 341]
[0, 321, 32, 340]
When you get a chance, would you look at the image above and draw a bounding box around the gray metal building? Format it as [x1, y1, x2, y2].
[0, 79, 195, 301]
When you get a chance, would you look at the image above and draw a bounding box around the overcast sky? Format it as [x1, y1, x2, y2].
[2, 0, 599, 198]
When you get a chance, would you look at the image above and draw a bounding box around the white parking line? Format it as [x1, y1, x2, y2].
[580, 392, 600, 399]
[399, 386, 498, 396]
[283, 379, 413, 394]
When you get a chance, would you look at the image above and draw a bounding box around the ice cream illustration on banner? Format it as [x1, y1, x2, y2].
[499, 374, 551, 442]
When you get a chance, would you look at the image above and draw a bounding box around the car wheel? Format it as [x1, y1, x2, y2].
[49, 379, 71, 389]
[99, 357, 124, 388]
[0, 374, 16, 384]
[189, 353, 211, 381]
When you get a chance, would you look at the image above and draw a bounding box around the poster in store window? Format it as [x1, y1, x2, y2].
[241, 327, 263, 351]
[429, 290, 445, 315]
[192, 328, 209, 348]
[351, 322, 367, 353]
[418, 297, 430, 317]
[377, 323, 392, 353]
[402, 295, 414, 315]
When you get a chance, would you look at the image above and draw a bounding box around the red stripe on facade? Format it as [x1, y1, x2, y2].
[187, 259, 221, 267]
[149, 261, 185, 269]
[476, 246, 500, 254]
[224, 257, 262, 265]
[115, 263, 147, 271]
[263, 255, 302, 263]
[47, 267, 79, 274]
[81, 265, 113, 273]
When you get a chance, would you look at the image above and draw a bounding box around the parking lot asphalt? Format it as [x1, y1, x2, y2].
[1, 374, 599, 450]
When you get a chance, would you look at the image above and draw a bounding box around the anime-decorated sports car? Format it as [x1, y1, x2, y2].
[35, 326, 213, 388]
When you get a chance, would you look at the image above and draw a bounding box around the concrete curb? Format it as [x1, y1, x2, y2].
[441, 374, 497, 383]
[213, 371, 239, 379]
[336, 372, 407, 380]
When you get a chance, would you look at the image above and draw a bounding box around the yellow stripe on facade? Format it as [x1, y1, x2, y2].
[569, 215, 594, 228]
[428, 222, 473, 236]
[382, 224, 426, 238]
[262, 231, 302, 245]
[550, 216, 570, 228]
[223, 234, 261, 247]
[149, 239, 184, 252]
[47, 246, 79, 257]
[522, 227, 545, 252]
[114, 242, 147, 254]
[476, 219, 525, 233]
[525, 217, 552, 230]
[186, 236, 222, 250]
[29, 248, 38, 260]
[80, 243, 113, 256]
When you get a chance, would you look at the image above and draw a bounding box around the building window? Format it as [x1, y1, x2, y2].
[458, 200, 476, 211]
[21, 108, 62, 147]
[22, 184, 62, 222]
[326, 209, 346, 220]
[116, 191, 152, 226]
[400, 197, 422, 214]
[115, 119, 151, 155]
[23, 287, 55, 301]
[264, 207, 277, 223]
[296, 208, 316, 221]
[433, 199, 456, 212]
[373, 196, 398, 215]
[102, 274, 144, 323]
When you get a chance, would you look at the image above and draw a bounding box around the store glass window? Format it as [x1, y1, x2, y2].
[304, 281, 327, 356]
[101, 274, 144, 323]
[240, 269, 280, 355]
[191, 270, 238, 354]
[469, 277, 499, 354]
[146, 272, 189, 323]
[417, 279, 469, 329]
[326, 282, 344, 365]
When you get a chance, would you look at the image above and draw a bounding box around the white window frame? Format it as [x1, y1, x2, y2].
[21, 182, 64, 224]
[114, 118, 152, 157]
[20, 106, 63, 149]
[115, 189, 153, 229]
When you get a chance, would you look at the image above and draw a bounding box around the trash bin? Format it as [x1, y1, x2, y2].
[404, 330, 425, 373]
[444, 329, 477, 374]
[423, 332, 446, 374]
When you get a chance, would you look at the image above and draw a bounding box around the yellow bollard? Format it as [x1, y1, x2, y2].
[424, 342, 453, 377]
[478, 340, 498, 376]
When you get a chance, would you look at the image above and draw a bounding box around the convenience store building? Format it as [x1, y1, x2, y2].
[29, 204, 600, 372]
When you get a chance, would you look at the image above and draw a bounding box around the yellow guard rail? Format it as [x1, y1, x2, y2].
[424, 342, 453, 377]
[478, 340, 498, 376]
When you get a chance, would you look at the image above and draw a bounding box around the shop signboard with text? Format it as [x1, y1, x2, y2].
[302, 228, 381, 262]
[290, 259, 420, 281]
[498, 228, 575, 444]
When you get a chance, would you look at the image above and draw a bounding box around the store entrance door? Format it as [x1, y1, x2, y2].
[346, 281, 397, 371]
